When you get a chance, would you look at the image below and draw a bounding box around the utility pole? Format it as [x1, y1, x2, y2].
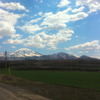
[5, 51, 11, 75]
[5, 51, 7, 69]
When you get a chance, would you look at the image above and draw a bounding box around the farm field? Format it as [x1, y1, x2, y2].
[0, 69, 100, 100]
[0, 69, 100, 91]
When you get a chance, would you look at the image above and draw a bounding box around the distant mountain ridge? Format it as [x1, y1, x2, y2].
[79, 55, 97, 60]
[0, 48, 99, 61]
[38, 52, 77, 60]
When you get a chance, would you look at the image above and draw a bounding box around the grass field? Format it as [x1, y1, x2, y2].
[0, 69, 100, 100]
[0, 69, 100, 91]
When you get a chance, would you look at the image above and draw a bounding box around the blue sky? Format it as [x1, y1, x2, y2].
[0, 0, 100, 58]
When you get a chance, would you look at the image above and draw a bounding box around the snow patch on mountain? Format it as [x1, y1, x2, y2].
[9, 48, 41, 57]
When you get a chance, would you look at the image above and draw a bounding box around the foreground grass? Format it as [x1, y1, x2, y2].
[0, 74, 100, 100]
[0, 69, 100, 91]
[13, 70, 100, 90]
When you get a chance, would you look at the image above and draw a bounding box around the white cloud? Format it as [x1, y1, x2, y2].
[78, 51, 88, 54]
[19, 6, 88, 38]
[0, 8, 21, 25]
[3, 33, 25, 45]
[0, 8, 24, 38]
[38, 12, 43, 16]
[11, 46, 16, 48]
[11, 34, 22, 39]
[41, 9, 88, 31]
[0, 1, 28, 11]
[3, 38, 26, 45]
[57, 0, 71, 8]
[5, 29, 74, 50]
[76, 0, 100, 13]
[41, 8, 70, 30]
[24, 29, 74, 49]
[19, 24, 42, 34]
[24, 34, 45, 48]
[0, 21, 15, 37]
[17, 6, 88, 49]
[65, 40, 100, 51]
[65, 40, 100, 58]
[32, 12, 43, 18]
[72, 6, 85, 13]
[28, 18, 42, 24]
[1, 0, 93, 51]
[18, 17, 43, 34]
[70, 12, 88, 21]
[75, 36, 79, 38]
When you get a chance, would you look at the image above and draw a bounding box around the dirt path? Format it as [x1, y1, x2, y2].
[0, 83, 50, 100]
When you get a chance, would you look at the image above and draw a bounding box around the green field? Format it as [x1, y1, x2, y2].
[1, 69, 100, 91]
[0, 69, 100, 100]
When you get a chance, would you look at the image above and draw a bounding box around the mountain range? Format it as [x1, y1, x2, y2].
[9, 48, 41, 57]
[0, 48, 98, 61]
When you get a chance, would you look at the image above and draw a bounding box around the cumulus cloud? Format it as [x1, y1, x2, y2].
[0, 1, 28, 12]
[3, 33, 24, 45]
[41, 8, 88, 31]
[18, 17, 43, 34]
[71, 6, 85, 13]
[24, 29, 74, 49]
[11, 46, 16, 48]
[20, 7, 84, 35]
[0, 8, 21, 25]
[0, 8, 24, 38]
[11, 34, 22, 39]
[3, 38, 26, 45]
[38, 12, 43, 16]
[2, 0, 99, 52]
[24, 34, 45, 48]
[27, 18, 42, 24]
[17, 6, 89, 49]
[0, 21, 15, 37]
[70, 12, 88, 21]
[78, 51, 88, 54]
[65, 40, 100, 58]
[65, 40, 100, 51]
[57, 0, 71, 8]
[19, 24, 42, 34]
[76, 0, 100, 13]
[4, 29, 74, 50]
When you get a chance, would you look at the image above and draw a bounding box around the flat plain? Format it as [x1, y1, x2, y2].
[0, 69, 100, 100]
[1, 70, 99, 90]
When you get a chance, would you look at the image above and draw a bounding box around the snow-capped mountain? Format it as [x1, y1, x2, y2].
[39, 52, 77, 60]
[52, 52, 77, 59]
[79, 55, 97, 60]
[0, 48, 98, 61]
[9, 48, 41, 57]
